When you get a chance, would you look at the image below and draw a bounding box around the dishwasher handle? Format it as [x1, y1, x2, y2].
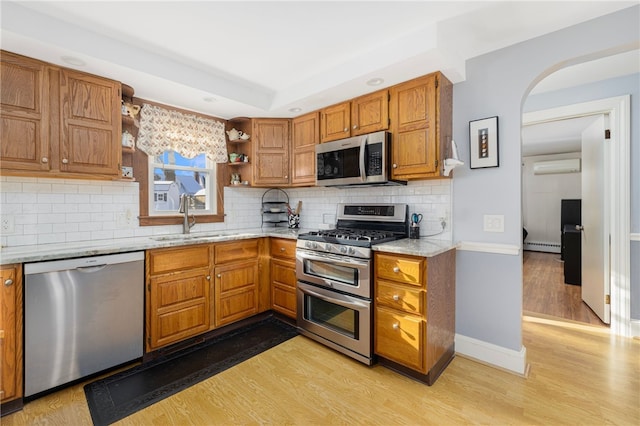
[75, 264, 108, 273]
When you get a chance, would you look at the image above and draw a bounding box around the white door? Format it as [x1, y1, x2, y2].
[581, 115, 610, 323]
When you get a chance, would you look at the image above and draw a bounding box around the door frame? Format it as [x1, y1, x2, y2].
[522, 95, 631, 337]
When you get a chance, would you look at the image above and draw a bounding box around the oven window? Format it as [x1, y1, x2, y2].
[304, 259, 358, 286]
[305, 295, 358, 339]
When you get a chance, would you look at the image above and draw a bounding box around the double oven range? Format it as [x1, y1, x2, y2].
[296, 203, 409, 364]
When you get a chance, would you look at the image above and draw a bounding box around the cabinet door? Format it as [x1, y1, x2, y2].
[252, 119, 290, 186]
[375, 306, 425, 373]
[351, 90, 389, 135]
[59, 69, 121, 176]
[291, 112, 319, 186]
[0, 52, 50, 172]
[147, 268, 211, 350]
[320, 102, 351, 143]
[0, 264, 23, 403]
[271, 258, 296, 318]
[215, 260, 259, 327]
[390, 74, 438, 178]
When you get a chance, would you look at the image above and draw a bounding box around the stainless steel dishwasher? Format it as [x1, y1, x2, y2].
[24, 251, 144, 397]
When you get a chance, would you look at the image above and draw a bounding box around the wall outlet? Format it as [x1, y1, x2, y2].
[1, 215, 15, 234]
[116, 210, 133, 228]
[484, 214, 504, 233]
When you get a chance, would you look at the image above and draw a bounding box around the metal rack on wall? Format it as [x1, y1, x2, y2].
[261, 188, 289, 228]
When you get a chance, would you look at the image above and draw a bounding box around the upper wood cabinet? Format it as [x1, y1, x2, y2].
[389, 72, 452, 180]
[252, 119, 290, 187]
[0, 264, 23, 404]
[319, 89, 389, 143]
[0, 51, 122, 179]
[291, 111, 319, 186]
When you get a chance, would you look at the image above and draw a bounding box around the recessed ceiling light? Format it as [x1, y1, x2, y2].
[289, 107, 302, 113]
[61, 56, 86, 66]
[203, 97, 217, 102]
[366, 78, 384, 86]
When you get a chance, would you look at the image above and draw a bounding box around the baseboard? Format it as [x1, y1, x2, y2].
[523, 241, 561, 253]
[631, 319, 640, 339]
[455, 333, 528, 376]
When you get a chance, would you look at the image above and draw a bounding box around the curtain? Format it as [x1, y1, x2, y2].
[137, 103, 228, 162]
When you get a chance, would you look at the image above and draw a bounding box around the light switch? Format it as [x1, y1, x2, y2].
[484, 215, 504, 232]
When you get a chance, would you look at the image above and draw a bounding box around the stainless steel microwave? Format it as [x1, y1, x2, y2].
[315, 131, 406, 187]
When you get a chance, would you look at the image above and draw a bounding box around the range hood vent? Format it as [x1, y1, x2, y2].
[533, 159, 581, 175]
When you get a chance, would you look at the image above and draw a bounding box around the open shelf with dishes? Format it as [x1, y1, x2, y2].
[261, 188, 289, 227]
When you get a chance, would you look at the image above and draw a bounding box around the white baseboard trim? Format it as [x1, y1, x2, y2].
[455, 333, 528, 376]
[631, 320, 640, 338]
[630, 233, 640, 241]
[456, 241, 520, 256]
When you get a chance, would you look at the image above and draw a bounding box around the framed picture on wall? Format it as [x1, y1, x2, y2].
[469, 116, 499, 169]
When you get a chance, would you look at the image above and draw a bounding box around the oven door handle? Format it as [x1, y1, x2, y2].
[359, 134, 368, 182]
[297, 250, 369, 268]
[300, 286, 369, 310]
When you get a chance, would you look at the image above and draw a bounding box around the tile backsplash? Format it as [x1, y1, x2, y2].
[0, 176, 452, 247]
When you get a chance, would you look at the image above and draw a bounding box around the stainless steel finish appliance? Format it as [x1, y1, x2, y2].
[24, 252, 144, 397]
[296, 203, 408, 365]
[315, 131, 406, 187]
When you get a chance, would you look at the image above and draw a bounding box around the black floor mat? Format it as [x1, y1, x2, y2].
[84, 317, 298, 426]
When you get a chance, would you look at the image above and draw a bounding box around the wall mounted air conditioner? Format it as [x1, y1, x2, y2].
[533, 159, 581, 175]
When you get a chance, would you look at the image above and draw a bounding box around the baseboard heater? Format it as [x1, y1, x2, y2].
[524, 241, 561, 253]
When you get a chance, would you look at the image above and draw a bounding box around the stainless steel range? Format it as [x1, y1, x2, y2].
[296, 203, 409, 364]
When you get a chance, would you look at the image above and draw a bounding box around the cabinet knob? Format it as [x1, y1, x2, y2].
[41, 157, 48, 163]
[216, 274, 221, 278]
[280, 247, 286, 252]
[4, 279, 13, 286]
[392, 163, 398, 169]
[392, 323, 400, 330]
[206, 275, 211, 280]
[343, 128, 348, 132]
[392, 294, 400, 301]
[352, 124, 358, 129]
[392, 266, 400, 273]
[62, 158, 69, 164]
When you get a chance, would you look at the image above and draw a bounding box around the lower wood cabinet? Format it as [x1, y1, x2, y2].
[270, 238, 297, 318]
[145, 245, 213, 351]
[374, 249, 455, 384]
[0, 264, 23, 404]
[214, 239, 261, 327]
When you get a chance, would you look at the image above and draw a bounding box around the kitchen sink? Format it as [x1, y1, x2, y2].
[151, 233, 223, 241]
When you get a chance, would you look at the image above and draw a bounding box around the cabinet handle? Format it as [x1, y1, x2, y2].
[352, 124, 358, 129]
[62, 158, 69, 164]
[392, 294, 400, 301]
[216, 274, 221, 278]
[4, 279, 13, 286]
[343, 128, 348, 132]
[392, 163, 398, 169]
[41, 157, 49, 163]
[206, 275, 211, 280]
[392, 266, 400, 273]
[392, 323, 400, 330]
[280, 247, 286, 252]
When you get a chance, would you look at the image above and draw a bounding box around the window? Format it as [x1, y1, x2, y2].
[148, 150, 216, 216]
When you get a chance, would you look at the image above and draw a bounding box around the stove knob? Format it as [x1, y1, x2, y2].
[340, 246, 347, 254]
[326, 244, 332, 252]
[348, 247, 356, 255]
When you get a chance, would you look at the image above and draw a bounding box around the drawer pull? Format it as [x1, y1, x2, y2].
[392, 294, 400, 301]
[280, 247, 286, 252]
[206, 275, 211, 280]
[392, 323, 400, 330]
[392, 266, 400, 273]
[216, 274, 221, 278]
[4, 279, 13, 287]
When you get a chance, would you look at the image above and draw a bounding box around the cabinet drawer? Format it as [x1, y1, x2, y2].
[147, 245, 211, 276]
[375, 253, 425, 287]
[375, 306, 425, 372]
[271, 238, 296, 260]
[215, 239, 259, 264]
[376, 280, 425, 315]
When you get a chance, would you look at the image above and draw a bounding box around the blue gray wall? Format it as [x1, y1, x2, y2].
[453, 6, 639, 352]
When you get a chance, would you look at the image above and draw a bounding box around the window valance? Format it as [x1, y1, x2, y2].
[137, 103, 228, 163]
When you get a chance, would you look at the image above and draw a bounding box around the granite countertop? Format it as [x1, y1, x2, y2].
[0, 229, 455, 265]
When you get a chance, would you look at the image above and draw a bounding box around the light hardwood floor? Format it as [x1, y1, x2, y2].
[3, 316, 638, 425]
[523, 250, 606, 326]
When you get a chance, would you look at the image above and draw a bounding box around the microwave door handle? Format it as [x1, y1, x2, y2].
[359, 135, 368, 182]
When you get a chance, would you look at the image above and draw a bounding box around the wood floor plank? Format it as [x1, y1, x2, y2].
[3, 320, 638, 425]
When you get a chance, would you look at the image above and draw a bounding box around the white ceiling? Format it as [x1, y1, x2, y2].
[1, 0, 637, 121]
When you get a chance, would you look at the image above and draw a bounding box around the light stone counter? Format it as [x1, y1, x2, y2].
[0, 228, 304, 265]
[372, 238, 455, 257]
[1, 228, 454, 265]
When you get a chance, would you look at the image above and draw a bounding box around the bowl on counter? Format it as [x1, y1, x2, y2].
[269, 208, 282, 213]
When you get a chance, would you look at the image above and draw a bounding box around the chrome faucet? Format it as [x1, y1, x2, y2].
[178, 194, 196, 234]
